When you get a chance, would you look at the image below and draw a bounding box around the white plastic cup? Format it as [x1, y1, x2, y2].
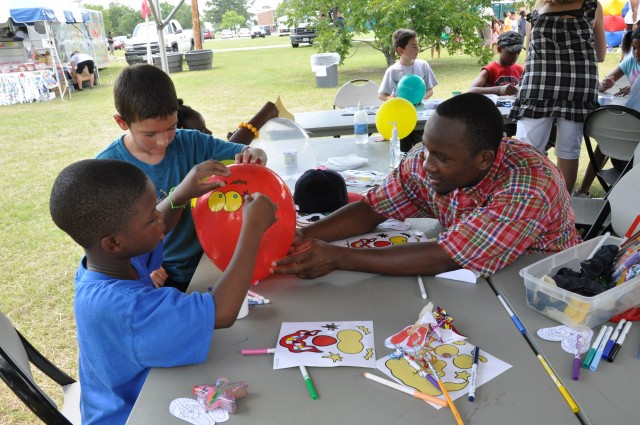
[237, 293, 249, 319]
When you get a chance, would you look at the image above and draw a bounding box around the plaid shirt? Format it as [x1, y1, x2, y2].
[364, 139, 581, 277]
[509, 0, 599, 122]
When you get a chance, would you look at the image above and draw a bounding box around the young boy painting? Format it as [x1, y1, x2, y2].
[50, 158, 277, 424]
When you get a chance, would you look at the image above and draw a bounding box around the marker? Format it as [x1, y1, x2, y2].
[417, 275, 427, 300]
[299, 365, 318, 399]
[603, 320, 626, 359]
[590, 326, 613, 371]
[468, 346, 480, 401]
[497, 294, 526, 334]
[572, 335, 581, 381]
[248, 299, 270, 306]
[427, 361, 464, 425]
[587, 232, 610, 259]
[403, 354, 440, 390]
[608, 321, 632, 362]
[240, 348, 276, 355]
[247, 289, 265, 300]
[583, 325, 607, 368]
[363, 372, 447, 407]
[537, 354, 579, 413]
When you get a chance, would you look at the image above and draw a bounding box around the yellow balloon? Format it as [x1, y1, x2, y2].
[375, 97, 418, 140]
[601, 0, 625, 16]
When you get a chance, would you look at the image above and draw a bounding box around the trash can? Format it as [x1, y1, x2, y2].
[310, 53, 340, 88]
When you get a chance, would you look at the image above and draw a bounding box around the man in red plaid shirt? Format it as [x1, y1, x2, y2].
[272, 93, 581, 279]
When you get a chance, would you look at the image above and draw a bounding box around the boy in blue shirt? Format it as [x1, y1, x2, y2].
[97, 64, 267, 291]
[50, 159, 277, 424]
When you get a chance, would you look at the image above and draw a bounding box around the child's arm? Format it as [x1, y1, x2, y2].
[157, 160, 231, 234]
[211, 193, 277, 328]
[599, 68, 624, 92]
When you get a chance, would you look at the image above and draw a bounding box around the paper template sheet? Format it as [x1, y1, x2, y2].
[274, 321, 376, 370]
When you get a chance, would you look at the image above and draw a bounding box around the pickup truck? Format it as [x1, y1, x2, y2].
[125, 19, 193, 55]
[290, 23, 316, 47]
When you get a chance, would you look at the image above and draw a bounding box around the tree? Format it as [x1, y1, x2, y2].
[204, 0, 254, 27]
[284, 0, 494, 66]
[220, 10, 247, 32]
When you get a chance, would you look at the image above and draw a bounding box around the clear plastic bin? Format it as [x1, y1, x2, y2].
[519, 235, 640, 329]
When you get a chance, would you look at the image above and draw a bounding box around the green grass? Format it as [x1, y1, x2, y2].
[0, 41, 620, 423]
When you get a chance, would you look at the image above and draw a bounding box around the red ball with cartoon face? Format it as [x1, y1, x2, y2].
[192, 164, 296, 284]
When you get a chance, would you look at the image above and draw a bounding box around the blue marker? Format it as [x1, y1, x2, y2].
[590, 326, 613, 371]
[248, 299, 270, 306]
[603, 320, 626, 359]
[497, 295, 526, 334]
[468, 346, 480, 401]
[583, 325, 607, 368]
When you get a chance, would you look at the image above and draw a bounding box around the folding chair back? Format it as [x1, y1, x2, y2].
[607, 164, 640, 237]
[333, 79, 383, 109]
[0, 311, 80, 424]
[583, 105, 640, 191]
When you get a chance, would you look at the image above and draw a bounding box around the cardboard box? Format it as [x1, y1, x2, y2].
[519, 236, 640, 329]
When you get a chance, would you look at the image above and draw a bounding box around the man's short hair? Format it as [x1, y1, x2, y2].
[114, 63, 178, 125]
[393, 29, 418, 51]
[435, 93, 504, 155]
[50, 159, 150, 249]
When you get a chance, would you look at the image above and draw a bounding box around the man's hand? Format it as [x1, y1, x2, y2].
[271, 238, 339, 279]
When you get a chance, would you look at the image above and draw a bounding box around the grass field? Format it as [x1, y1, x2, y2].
[0, 36, 621, 423]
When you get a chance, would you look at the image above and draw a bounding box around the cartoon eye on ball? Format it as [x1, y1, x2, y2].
[207, 190, 244, 212]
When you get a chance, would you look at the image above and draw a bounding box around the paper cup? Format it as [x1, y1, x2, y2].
[237, 293, 249, 319]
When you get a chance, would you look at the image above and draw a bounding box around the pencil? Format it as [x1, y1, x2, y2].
[427, 361, 464, 425]
[536, 354, 579, 413]
[363, 372, 447, 407]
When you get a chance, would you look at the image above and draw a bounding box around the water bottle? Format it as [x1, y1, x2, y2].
[354, 101, 369, 144]
[389, 123, 401, 169]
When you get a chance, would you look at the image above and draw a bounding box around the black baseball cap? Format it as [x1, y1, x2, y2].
[497, 31, 523, 52]
[294, 169, 348, 214]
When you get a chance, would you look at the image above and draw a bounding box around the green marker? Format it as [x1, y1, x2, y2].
[299, 365, 318, 399]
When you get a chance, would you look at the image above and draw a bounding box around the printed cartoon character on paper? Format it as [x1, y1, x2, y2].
[333, 231, 425, 249]
[274, 321, 376, 369]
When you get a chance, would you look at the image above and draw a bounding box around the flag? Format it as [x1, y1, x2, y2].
[141, 0, 151, 19]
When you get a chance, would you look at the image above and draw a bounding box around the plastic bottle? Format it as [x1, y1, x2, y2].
[389, 123, 401, 169]
[354, 101, 369, 144]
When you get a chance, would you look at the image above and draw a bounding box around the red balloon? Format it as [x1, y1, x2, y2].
[192, 164, 296, 284]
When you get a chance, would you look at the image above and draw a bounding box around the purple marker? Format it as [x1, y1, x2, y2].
[572, 335, 581, 381]
[403, 354, 441, 390]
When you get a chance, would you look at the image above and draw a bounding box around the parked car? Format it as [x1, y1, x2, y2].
[238, 28, 251, 38]
[220, 29, 233, 39]
[203, 29, 214, 40]
[261, 25, 272, 36]
[251, 25, 265, 38]
[113, 36, 126, 50]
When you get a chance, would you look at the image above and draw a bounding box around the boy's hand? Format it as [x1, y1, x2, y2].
[499, 84, 518, 96]
[150, 266, 168, 288]
[172, 160, 231, 205]
[236, 147, 267, 165]
[242, 193, 277, 235]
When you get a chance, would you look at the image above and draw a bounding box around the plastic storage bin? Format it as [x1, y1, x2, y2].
[519, 235, 640, 329]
